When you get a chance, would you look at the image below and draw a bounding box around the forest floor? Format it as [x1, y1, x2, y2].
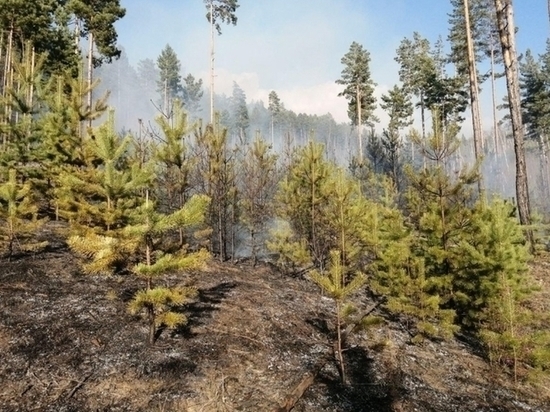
[1, 222, 550, 412]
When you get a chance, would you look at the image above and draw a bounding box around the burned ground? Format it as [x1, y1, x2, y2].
[1, 224, 549, 412]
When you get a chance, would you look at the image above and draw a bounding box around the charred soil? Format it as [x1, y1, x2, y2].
[1, 224, 550, 412]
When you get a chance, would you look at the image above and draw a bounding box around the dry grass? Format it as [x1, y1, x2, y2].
[86, 374, 165, 411]
[1, 227, 550, 411]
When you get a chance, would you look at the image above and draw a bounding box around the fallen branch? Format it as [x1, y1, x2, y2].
[20, 384, 33, 397]
[66, 371, 93, 399]
[205, 327, 265, 347]
[273, 356, 329, 412]
[342, 297, 387, 344]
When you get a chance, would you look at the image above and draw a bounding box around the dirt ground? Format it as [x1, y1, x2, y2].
[1, 224, 550, 412]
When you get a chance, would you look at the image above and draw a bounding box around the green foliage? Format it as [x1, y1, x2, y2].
[395, 32, 435, 99]
[128, 285, 198, 332]
[0, 0, 80, 75]
[58, 112, 152, 235]
[182, 74, 204, 117]
[67, 233, 138, 275]
[520, 44, 550, 139]
[69, 0, 126, 66]
[193, 122, 236, 260]
[309, 250, 366, 384]
[309, 251, 366, 301]
[125, 193, 210, 344]
[274, 141, 391, 276]
[275, 141, 334, 267]
[0, 169, 48, 259]
[380, 85, 414, 188]
[125, 193, 210, 245]
[336, 41, 377, 127]
[453, 199, 530, 326]
[266, 220, 312, 274]
[154, 99, 194, 212]
[0, 45, 45, 176]
[230, 82, 249, 143]
[205, 0, 239, 35]
[157, 44, 183, 108]
[239, 136, 278, 263]
[374, 117, 538, 354]
[447, 0, 493, 78]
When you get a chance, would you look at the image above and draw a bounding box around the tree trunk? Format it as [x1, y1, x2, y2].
[210, 0, 215, 125]
[0, 30, 4, 102]
[464, 0, 485, 197]
[490, 40, 499, 157]
[493, 0, 533, 246]
[87, 31, 94, 130]
[538, 133, 550, 201]
[335, 301, 346, 384]
[356, 84, 363, 162]
[3, 26, 14, 147]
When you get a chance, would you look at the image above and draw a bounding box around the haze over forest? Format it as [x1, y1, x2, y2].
[3, 3, 550, 408]
[107, 0, 548, 131]
[88, 0, 550, 210]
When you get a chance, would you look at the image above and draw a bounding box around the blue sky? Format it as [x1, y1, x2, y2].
[116, 0, 549, 128]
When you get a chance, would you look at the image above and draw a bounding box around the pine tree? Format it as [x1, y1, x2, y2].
[230, 81, 249, 143]
[309, 251, 366, 384]
[126, 192, 210, 344]
[454, 199, 530, 330]
[397, 116, 478, 340]
[266, 220, 312, 275]
[69, 0, 125, 127]
[61, 112, 152, 274]
[154, 99, 194, 214]
[274, 141, 334, 268]
[268, 90, 282, 147]
[380, 85, 414, 189]
[37, 68, 109, 217]
[273, 142, 385, 274]
[0, 169, 47, 259]
[182, 73, 204, 118]
[519, 45, 550, 201]
[374, 245, 459, 342]
[395, 32, 436, 140]
[448, 0, 487, 78]
[336, 41, 377, 162]
[493, 0, 533, 247]
[448, 0, 484, 186]
[156, 44, 183, 113]
[192, 121, 235, 261]
[239, 135, 278, 265]
[0, 44, 45, 179]
[0, 0, 80, 76]
[204, 0, 239, 123]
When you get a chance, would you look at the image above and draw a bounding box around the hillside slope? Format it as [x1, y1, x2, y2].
[1, 231, 549, 411]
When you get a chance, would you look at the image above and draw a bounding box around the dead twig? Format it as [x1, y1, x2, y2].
[20, 384, 33, 396]
[273, 355, 329, 412]
[205, 327, 266, 347]
[66, 371, 94, 399]
[342, 297, 387, 344]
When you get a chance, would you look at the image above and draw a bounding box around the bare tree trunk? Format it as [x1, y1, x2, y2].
[464, 0, 485, 197]
[335, 301, 346, 385]
[0, 30, 4, 98]
[538, 134, 550, 201]
[493, 0, 533, 247]
[490, 43, 499, 156]
[3, 26, 14, 147]
[356, 84, 363, 162]
[87, 32, 94, 129]
[210, 0, 215, 125]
